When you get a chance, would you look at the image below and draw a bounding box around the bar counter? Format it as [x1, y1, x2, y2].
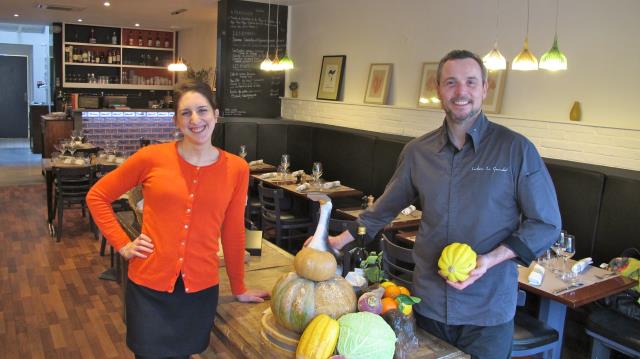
[115, 211, 468, 358]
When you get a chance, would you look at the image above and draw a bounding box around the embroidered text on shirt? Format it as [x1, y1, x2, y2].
[472, 166, 509, 173]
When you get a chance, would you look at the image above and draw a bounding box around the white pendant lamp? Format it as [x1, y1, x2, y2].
[483, 0, 506, 71]
[260, 0, 273, 71]
[512, 0, 538, 71]
[168, 57, 187, 72]
[539, 0, 567, 71]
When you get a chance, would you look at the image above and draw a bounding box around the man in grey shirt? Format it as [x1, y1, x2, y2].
[329, 50, 561, 358]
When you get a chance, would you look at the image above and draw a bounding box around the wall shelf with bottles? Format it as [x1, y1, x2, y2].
[62, 23, 175, 90]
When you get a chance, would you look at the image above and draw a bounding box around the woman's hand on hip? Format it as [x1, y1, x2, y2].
[119, 233, 154, 260]
[235, 288, 270, 303]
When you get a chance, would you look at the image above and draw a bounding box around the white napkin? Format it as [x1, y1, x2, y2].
[322, 180, 341, 189]
[291, 169, 305, 176]
[115, 157, 125, 164]
[571, 257, 593, 274]
[107, 154, 116, 162]
[296, 183, 310, 191]
[249, 159, 264, 166]
[74, 159, 85, 165]
[528, 262, 545, 286]
[63, 158, 72, 164]
[401, 205, 417, 215]
[259, 172, 277, 179]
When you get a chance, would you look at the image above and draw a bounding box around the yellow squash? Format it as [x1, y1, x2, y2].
[438, 243, 477, 282]
[296, 314, 339, 359]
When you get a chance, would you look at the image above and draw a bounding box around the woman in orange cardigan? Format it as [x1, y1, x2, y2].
[87, 80, 269, 359]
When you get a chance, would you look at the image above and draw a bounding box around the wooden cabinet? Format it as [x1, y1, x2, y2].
[41, 115, 73, 158]
[62, 23, 175, 91]
[29, 105, 49, 154]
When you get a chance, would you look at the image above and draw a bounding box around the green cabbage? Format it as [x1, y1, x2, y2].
[337, 312, 396, 359]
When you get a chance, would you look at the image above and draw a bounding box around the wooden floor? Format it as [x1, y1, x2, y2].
[0, 183, 132, 358]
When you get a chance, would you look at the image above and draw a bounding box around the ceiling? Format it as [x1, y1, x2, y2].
[0, 0, 220, 31]
[0, 0, 307, 31]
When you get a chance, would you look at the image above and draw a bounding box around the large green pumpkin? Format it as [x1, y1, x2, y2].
[271, 272, 357, 333]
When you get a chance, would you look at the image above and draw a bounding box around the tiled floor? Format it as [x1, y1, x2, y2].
[0, 138, 44, 187]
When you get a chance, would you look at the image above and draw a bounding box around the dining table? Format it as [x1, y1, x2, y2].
[517, 260, 637, 359]
[336, 207, 422, 230]
[251, 172, 363, 200]
[114, 211, 470, 359]
[42, 155, 122, 235]
[390, 232, 638, 359]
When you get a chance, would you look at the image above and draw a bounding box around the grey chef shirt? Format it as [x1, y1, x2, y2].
[355, 113, 561, 326]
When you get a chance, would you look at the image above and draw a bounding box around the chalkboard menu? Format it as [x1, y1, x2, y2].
[216, 0, 287, 118]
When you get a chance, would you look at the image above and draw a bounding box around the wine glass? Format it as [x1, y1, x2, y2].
[312, 162, 323, 186]
[67, 141, 77, 158]
[172, 128, 183, 141]
[239, 145, 247, 160]
[561, 235, 576, 281]
[550, 234, 565, 273]
[78, 129, 86, 144]
[280, 154, 290, 178]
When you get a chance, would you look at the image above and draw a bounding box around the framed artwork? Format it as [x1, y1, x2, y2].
[417, 62, 440, 108]
[482, 69, 507, 114]
[317, 55, 346, 101]
[364, 63, 392, 104]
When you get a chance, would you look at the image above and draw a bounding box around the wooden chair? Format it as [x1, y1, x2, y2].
[52, 166, 95, 242]
[258, 182, 313, 253]
[380, 234, 559, 357]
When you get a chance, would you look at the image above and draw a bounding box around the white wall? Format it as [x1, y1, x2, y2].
[177, 19, 217, 87]
[283, 0, 640, 171]
[0, 28, 50, 104]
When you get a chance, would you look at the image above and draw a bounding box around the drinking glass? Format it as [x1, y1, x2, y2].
[239, 145, 247, 160]
[550, 234, 565, 273]
[312, 162, 323, 184]
[172, 129, 183, 141]
[280, 154, 290, 177]
[561, 235, 576, 281]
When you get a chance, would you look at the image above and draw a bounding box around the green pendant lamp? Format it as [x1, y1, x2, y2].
[512, 0, 538, 71]
[539, 0, 567, 71]
[260, 0, 273, 71]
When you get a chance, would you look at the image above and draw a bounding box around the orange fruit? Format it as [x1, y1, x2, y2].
[384, 285, 401, 299]
[397, 286, 410, 296]
[380, 281, 395, 289]
[381, 297, 398, 314]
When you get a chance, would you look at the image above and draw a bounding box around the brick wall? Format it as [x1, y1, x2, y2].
[81, 111, 176, 155]
[282, 98, 640, 171]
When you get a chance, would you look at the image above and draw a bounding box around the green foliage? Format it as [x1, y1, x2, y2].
[186, 66, 214, 87]
[361, 251, 384, 284]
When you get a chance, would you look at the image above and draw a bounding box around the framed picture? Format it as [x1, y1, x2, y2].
[317, 55, 346, 101]
[364, 63, 392, 104]
[417, 62, 440, 108]
[482, 70, 507, 114]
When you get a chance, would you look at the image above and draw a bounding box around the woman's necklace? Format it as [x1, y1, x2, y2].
[178, 141, 219, 166]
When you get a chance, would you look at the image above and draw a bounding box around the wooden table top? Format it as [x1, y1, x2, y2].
[517, 263, 637, 309]
[42, 157, 122, 170]
[115, 211, 467, 359]
[337, 207, 422, 229]
[252, 174, 363, 200]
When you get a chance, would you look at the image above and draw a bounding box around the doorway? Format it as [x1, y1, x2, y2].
[0, 55, 28, 138]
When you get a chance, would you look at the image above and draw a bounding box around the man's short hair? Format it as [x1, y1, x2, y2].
[436, 50, 487, 85]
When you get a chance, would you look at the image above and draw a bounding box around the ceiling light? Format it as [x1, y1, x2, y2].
[134, 23, 140, 27]
[13, 14, 19, 17]
[103, 1, 110, 7]
[483, 0, 506, 71]
[512, 0, 538, 71]
[539, 0, 567, 71]
[77, 18, 83, 22]
[168, 58, 187, 72]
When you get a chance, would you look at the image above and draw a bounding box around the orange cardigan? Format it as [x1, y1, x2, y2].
[87, 142, 248, 295]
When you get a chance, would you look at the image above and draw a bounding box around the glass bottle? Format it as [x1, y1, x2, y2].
[164, 35, 170, 48]
[155, 34, 161, 47]
[138, 32, 143, 47]
[147, 32, 153, 47]
[350, 226, 368, 269]
[89, 28, 96, 43]
[111, 31, 117, 45]
[128, 31, 134, 46]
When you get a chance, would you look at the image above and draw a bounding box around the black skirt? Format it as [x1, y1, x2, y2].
[125, 276, 219, 357]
